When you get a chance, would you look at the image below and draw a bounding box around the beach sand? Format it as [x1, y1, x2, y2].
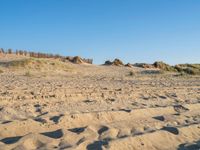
[0, 56, 200, 150]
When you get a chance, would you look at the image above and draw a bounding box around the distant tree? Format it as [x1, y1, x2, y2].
[8, 48, 12, 54]
[24, 50, 27, 56]
[0, 48, 4, 54]
[55, 54, 60, 59]
[29, 52, 34, 57]
[16, 50, 19, 55]
[19, 50, 23, 55]
[49, 54, 53, 58]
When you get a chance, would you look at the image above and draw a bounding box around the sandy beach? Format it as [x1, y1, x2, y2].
[0, 55, 199, 150]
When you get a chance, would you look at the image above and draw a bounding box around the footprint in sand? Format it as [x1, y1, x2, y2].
[50, 114, 64, 124]
[153, 115, 165, 121]
[0, 136, 22, 144]
[98, 126, 109, 135]
[161, 126, 179, 135]
[33, 117, 47, 124]
[41, 129, 64, 139]
[173, 105, 189, 113]
[68, 126, 87, 134]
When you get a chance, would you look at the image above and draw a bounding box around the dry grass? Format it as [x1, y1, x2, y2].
[152, 62, 200, 75]
[153, 61, 177, 72]
[175, 64, 200, 75]
[0, 59, 31, 68]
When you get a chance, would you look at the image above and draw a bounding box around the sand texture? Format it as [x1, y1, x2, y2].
[0, 56, 200, 150]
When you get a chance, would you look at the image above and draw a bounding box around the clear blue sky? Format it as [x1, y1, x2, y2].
[0, 0, 200, 64]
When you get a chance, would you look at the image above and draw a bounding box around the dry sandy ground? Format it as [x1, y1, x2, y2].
[0, 56, 200, 150]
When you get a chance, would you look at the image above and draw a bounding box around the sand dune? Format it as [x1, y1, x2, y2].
[0, 56, 200, 149]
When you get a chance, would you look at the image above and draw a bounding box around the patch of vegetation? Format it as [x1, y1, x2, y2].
[134, 63, 154, 68]
[104, 60, 112, 65]
[36, 59, 42, 64]
[175, 64, 200, 75]
[0, 69, 3, 73]
[128, 71, 135, 76]
[113, 59, 124, 66]
[153, 61, 177, 72]
[141, 70, 165, 75]
[184, 68, 200, 75]
[0, 59, 31, 68]
[50, 62, 55, 65]
[125, 63, 132, 67]
[151, 62, 200, 75]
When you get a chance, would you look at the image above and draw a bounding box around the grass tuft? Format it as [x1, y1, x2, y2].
[128, 71, 135, 76]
